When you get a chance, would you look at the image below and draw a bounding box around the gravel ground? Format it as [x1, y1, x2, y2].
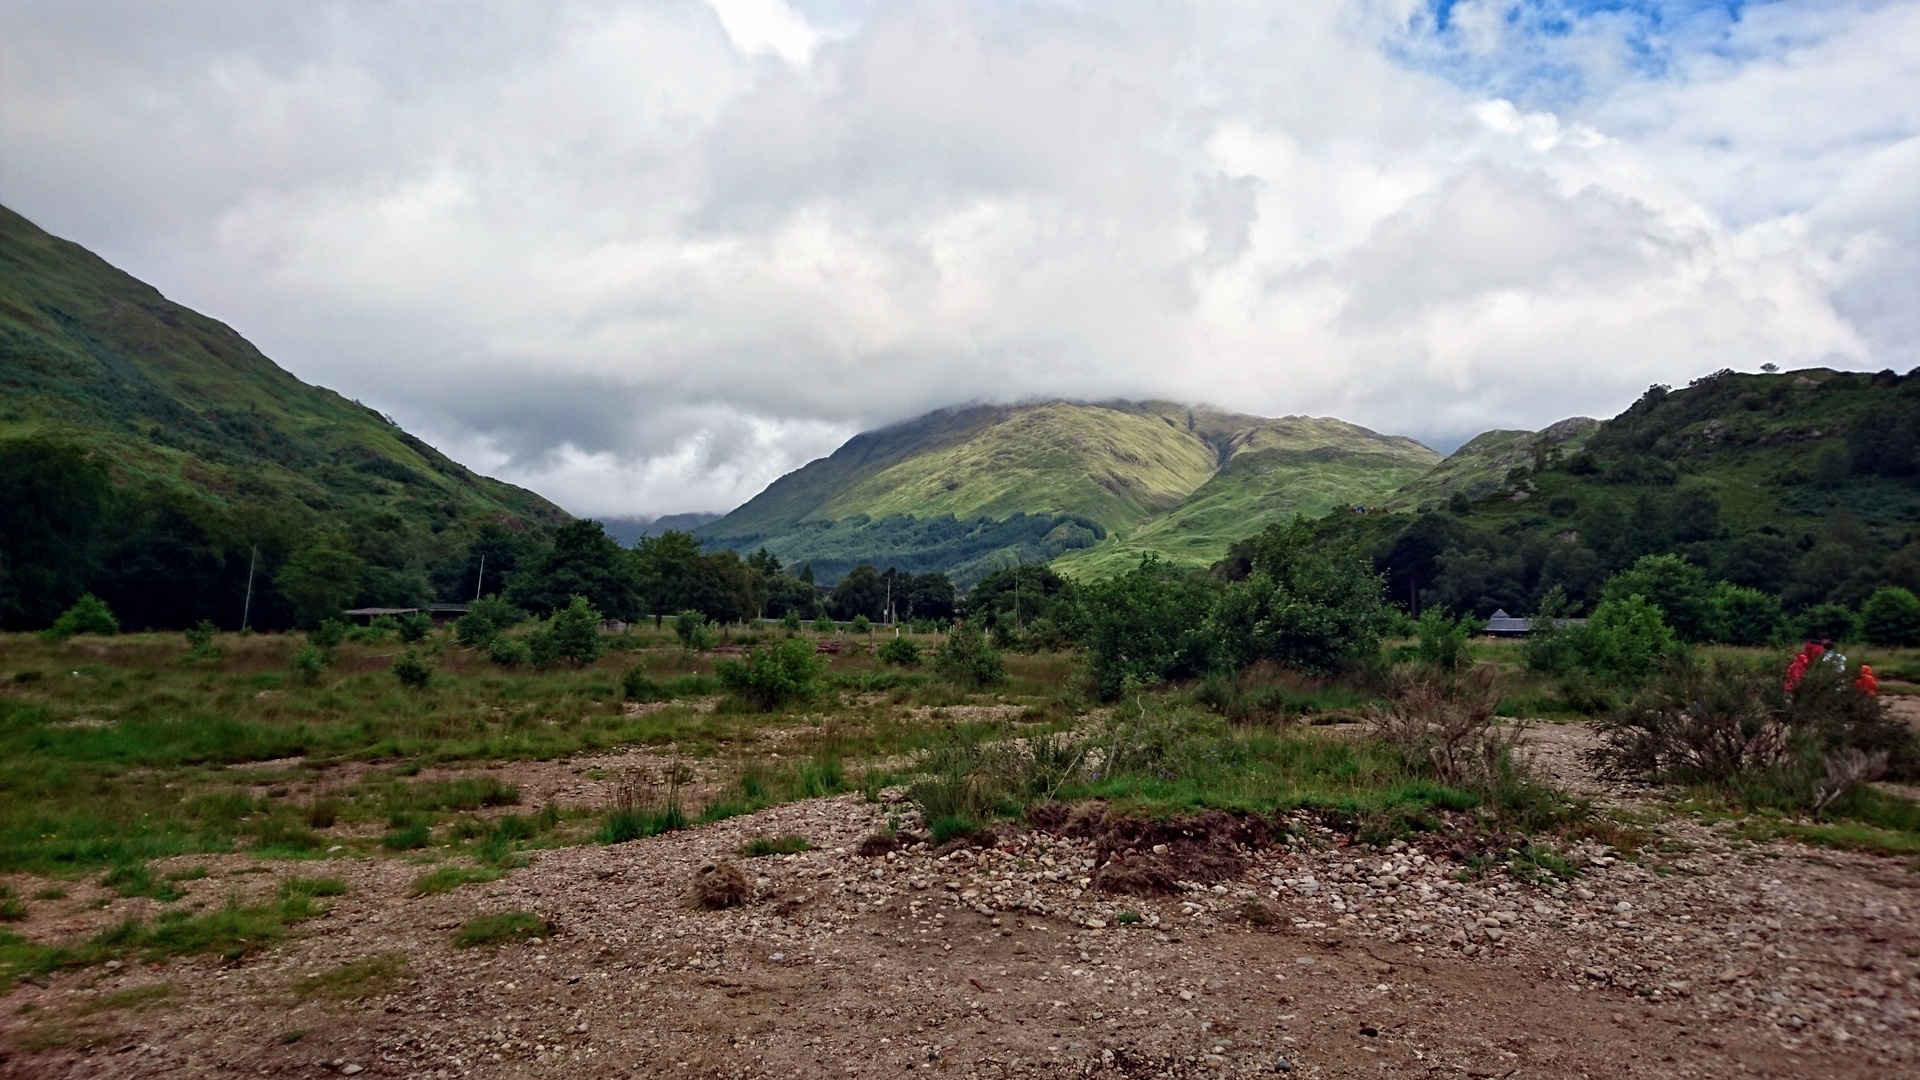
[2, 725, 1917, 1080]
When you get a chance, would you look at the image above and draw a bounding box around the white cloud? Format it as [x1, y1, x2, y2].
[1, 0, 1914, 515]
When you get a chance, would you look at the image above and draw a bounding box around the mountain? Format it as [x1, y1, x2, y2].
[696, 400, 1440, 582]
[0, 203, 567, 629]
[0, 203, 563, 527]
[600, 512, 724, 547]
[1382, 417, 1598, 513]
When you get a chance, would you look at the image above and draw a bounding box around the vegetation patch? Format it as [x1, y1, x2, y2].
[293, 952, 412, 1001]
[740, 834, 811, 857]
[452, 911, 553, 949]
[407, 865, 506, 897]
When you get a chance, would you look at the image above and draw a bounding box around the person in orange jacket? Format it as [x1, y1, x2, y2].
[1854, 664, 1878, 696]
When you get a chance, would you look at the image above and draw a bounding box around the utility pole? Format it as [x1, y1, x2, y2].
[473, 553, 486, 602]
[241, 545, 257, 631]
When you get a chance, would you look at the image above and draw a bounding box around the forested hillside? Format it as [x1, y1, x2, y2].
[0, 204, 566, 630]
[1320, 368, 1920, 638]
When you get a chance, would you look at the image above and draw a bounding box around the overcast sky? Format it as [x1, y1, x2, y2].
[4, 1, 1915, 517]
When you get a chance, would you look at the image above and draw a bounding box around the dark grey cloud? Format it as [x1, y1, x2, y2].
[1, 0, 1914, 515]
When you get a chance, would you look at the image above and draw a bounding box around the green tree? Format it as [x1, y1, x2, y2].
[827, 564, 886, 622]
[275, 545, 365, 629]
[1077, 556, 1220, 700]
[1601, 555, 1712, 643]
[633, 530, 702, 626]
[1574, 594, 1676, 680]
[45, 593, 119, 639]
[1211, 518, 1389, 675]
[1860, 586, 1920, 647]
[532, 595, 605, 667]
[1411, 607, 1472, 671]
[0, 438, 110, 628]
[508, 520, 638, 620]
[674, 609, 717, 654]
[1705, 583, 1785, 646]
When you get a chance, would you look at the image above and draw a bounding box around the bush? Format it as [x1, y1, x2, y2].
[621, 662, 664, 701]
[691, 861, 750, 909]
[533, 595, 605, 668]
[1531, 594, 1676, 682]
[876, 636, 922, 666]
[1077, 556, 1217, 700]
[1210, 519, 1390, 674]
[1706, 583, 1785, 646]
[716, 638, 827, 711]
[290, 644, 330, 685]
[45, 593, 119, 639]
[1591, 652, 1917, 808]
[469, 594, 525, 630]
[183, 619, 219, 660]
[487, 636, 530, 667]
[780, 608, 803, 632]
[850, 614, 872, 635]
[933, 620, 1006, 688]
[396, 611, 434, 643]
[1601, 555, 1712, 642]
[391, 651, 433, 689]
[812, 614, 837, 634]
[454, 611, 496, 647]
[1367, 665, 1514, 787]
[1411, 608, 1473, 671]
[1796, 602, 1857, 643]
[307, 619, 348, 649]
[674, 609, 718, 654]
[1860, 586, 1920, 647]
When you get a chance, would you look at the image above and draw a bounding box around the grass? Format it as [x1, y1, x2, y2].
[740, 834, 811, 857]
[453, 911, 552, 949]
[293, 952, 411, 1001]
[407, 865, 505, 897]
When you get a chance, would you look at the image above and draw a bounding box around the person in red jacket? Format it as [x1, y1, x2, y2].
[1784, 641, 1825, 692]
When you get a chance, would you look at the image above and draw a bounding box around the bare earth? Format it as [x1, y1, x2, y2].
[3, 724, 1917, 1080]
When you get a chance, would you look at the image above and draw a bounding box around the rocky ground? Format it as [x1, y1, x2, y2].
[2, 724, 1917, 1079]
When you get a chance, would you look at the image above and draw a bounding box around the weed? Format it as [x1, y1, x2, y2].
[279, 1031, 306, 1045]
[293, 952, 411, 1000]
[380, 820, 431, 851]
[452, 911, 552, 948]
[407, 865, 504, 897]
[740, 834, 811, 857]
[77, 983, 172, 1015]
[101, 863, 183, 902]
[0, 886, 24, 922]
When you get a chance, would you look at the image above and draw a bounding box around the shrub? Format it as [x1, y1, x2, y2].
[716, 638, 827, 711]
[307, 619, 348, 649]
[396, 611, 433, 643]
[454, 611, 496, 647]
[741, 834, 811, 857]
[1367, 665, 1515, 788]
[183, 619, 219, 660]
[812, 614, 836, 634]
[851, 614, 873, 635]
[1706, 583, 1785, 646]
[290, 644, 330, 685]
[674, 609, 718, 654]
[391, 651, 433, 689]
[876, 635, 922, 666]
[933, 620, 1006, 688]
[1077, 557, 1216, 699]
[1860, 586, 1920, 647]
[1411, 608, 1473, 671]
[538, 595, 605, 667]
[1601, 555, 1713, 642]
[780, 608, 803, 632]
[691, 861, 750, 909]
[487, 636, 530, 667]
[1591, 652, 1918, 808]
[622, 662, 665, 701]
[1210, 519, 1390, 674]
[45, 593, 119, 639]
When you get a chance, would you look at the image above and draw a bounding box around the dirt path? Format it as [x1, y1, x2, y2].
[3, 726, 1918, 1079]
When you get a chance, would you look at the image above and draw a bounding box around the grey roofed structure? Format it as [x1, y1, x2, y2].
[1484, 609, 1532, 637]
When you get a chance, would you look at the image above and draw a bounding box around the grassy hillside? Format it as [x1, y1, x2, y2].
[700, 400, 1439, 583]
[0, 203, 564, 526]
[1383, 417, 1597, 513]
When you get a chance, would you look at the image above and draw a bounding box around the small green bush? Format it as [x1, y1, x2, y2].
[622, 662, 665, 701]
[183, 620, 219, 659]
[780, 608, 803, 632]
[1860, 587, 1920, 647]
[488, 636, 530, 667]
[850, 614, 872, 635]
[1707, 583, 1785, 646]
[876, 636, 922, 666]
[716, 638, 828, 711]
[45, 593, 119, 640]
[811, 615, 837, 634]
[1411, 608, 1472, 671]
[933, 620, 1005, 688]
[470, 595, 525, 630]
[397, 612, 434, 643]
[674, 610, 718, 654]
[391, 651, 434, 689]
[1797, 602, 1857, 643]
[307, 619, 348, 649]
[290, 644, 330, 685]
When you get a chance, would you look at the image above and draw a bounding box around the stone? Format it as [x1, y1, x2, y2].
[340, 1066, 364, 1076]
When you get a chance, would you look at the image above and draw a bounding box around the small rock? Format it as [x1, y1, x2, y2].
[1273, 1055, 1292, 1072]
[341, 1066, 363, 1076]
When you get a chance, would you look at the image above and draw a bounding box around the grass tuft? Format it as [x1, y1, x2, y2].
[452, 911, 552, 949]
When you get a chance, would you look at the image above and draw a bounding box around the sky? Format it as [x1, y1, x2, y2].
[3, 1, 1916, 518]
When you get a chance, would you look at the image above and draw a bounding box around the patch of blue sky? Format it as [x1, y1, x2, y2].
[1382, 0, 1752, 108]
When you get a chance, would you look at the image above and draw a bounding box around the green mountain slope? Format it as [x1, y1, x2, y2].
[1383, 417, 1597, 513]
[698, 401, 1439, 583]
[0, 203, 564, 526]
